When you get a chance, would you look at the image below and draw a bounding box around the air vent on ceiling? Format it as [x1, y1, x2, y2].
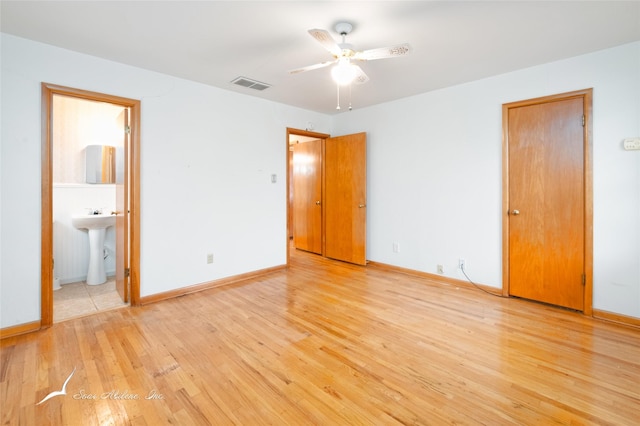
[231, 77, 271, 91]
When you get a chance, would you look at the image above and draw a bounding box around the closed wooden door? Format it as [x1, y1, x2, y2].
[115, 107, 129, 303]
[292, 139, 323, 254]
[325, 132, 367, 265]
[506, 96, 585, 310]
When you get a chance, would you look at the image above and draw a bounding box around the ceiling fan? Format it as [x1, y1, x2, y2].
[290, 22, 412, 87]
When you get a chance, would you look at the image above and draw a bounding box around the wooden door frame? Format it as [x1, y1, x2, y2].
[502, 88, 593, 315]
[41, 83, 141, 328]
[286, 128, 330, 265]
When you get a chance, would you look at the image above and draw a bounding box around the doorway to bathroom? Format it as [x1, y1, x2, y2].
[41, 83, 141, 327]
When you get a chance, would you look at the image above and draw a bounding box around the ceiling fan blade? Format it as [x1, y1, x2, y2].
[308, 29, 341, 56]
[289, 60, 335, 75]
[352, 65, 369, 84]
[355, 43, 412, 61]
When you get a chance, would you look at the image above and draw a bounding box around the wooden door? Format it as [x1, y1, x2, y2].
[506, 96, 585, 310]
[115, 108, 129, 303]
[292, 139, 323, 254]
[324, 132, 367, 265]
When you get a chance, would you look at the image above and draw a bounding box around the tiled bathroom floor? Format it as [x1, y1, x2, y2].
[54, 279, 127, 322]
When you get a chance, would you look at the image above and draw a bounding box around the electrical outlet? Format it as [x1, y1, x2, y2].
[207, 253, 214, 264]
[393, 242, 400, 253]
[623, 137, 640, 150]
[437, 264, 444, 274]
[458, 258, 465, 269]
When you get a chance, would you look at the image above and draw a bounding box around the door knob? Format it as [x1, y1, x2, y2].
[315, 201, 321, 205]
[358, 204, 366, 208]
[510, 209, 520, 215]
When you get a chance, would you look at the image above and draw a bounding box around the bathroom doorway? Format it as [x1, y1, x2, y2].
[41, 83, 141, 327]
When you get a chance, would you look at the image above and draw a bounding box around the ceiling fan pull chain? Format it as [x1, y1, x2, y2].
[336, 84, 341, 110]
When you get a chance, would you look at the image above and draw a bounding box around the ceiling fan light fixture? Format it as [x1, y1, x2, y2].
[331, 58, 356, 85]
[290, 22, 411, 109]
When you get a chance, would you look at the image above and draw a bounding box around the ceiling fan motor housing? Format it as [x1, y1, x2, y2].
[335, 22, 353, 36]
[338, 43, 355, 57]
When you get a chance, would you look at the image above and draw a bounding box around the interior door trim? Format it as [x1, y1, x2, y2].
[41, 83, 141, 328]
[501, 88, 593, 315]
[286, 128, 330, 265]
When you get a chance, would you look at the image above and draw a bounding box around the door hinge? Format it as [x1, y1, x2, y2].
[124, 125, 131, 134]
[125, 268, 130, 278]
[582, 274, 586, 285]
[581, 115, 585, 127]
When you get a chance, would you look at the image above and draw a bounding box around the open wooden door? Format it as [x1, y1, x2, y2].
[115, 108, 129, 303]
[292, 139, 323, 254]
[324, 132, 367, 265]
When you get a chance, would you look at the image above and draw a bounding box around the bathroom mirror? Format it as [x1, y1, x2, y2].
[85, 145, 116, 184]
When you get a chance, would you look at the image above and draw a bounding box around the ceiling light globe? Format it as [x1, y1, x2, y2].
[331, 60, 356, 85]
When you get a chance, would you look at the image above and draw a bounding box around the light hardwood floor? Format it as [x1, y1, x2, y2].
[2, 249, 639, 425]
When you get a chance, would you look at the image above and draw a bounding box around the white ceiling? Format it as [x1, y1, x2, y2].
[2, 1, 639, 115]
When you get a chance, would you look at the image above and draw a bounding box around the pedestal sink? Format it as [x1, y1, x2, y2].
[72, 213, 116, 285]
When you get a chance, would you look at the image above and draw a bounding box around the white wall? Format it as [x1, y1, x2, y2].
[333, 41, 640, 319]
[0, 34, 330, 328]
[2, 33, 638, 329]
